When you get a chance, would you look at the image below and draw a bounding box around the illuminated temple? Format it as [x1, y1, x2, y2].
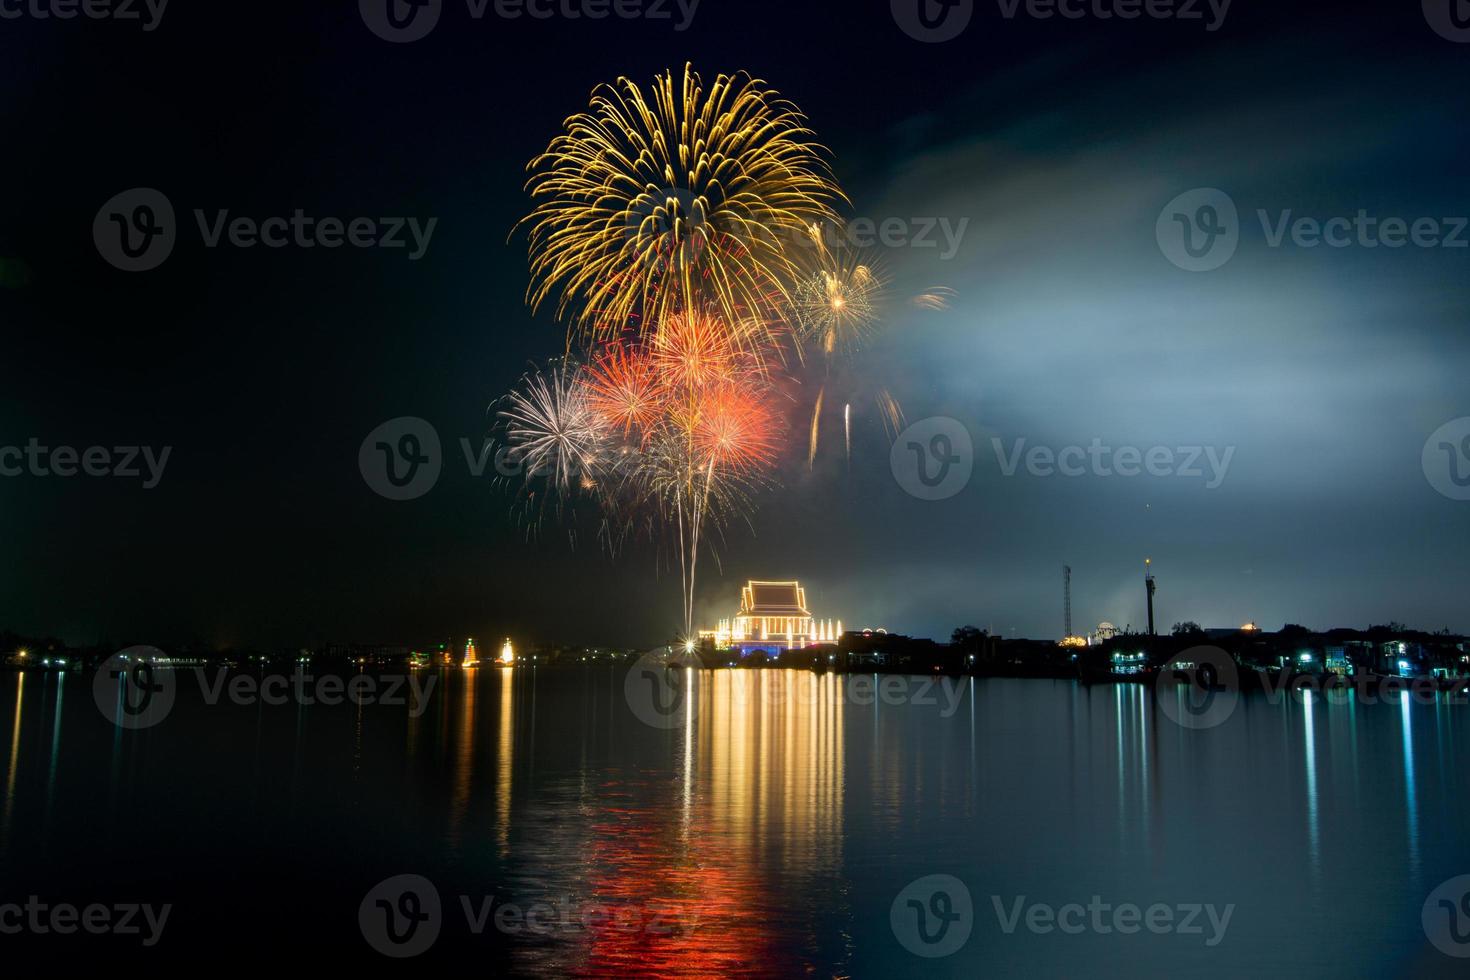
[701, 580, 841, 655]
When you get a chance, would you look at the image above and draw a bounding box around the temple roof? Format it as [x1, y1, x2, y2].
[738, 580, 810, 617]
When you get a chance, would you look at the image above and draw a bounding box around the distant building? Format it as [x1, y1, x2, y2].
[1111, 650, 1148, 676]
[700, 580, 841, 656]
[839, 630, 954, 672]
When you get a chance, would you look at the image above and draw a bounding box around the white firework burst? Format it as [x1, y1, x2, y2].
[499, 363, 609, 493]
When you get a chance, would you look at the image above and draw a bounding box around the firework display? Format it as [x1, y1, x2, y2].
[520, 63, 844, 348]
[501, 65, 949, 637]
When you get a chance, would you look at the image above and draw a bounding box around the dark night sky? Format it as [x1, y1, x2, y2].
[2, 1, 1468, 649]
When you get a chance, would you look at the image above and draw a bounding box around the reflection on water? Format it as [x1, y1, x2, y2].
[1303, 692, 1320, 878]
[1, 671, 22, 848]
[503, 670, 847, 977]
[0, 669, 1467, 974]
[496, 670, 512, 858]
[1401, 690, 1421, 879]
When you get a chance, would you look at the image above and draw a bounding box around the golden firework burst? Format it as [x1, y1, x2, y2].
[521, 63, 845, 348]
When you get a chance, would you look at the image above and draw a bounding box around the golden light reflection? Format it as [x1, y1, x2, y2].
[508, 669, 846, 978]
[447, 671, 477, 849]
[1, 673, 24, 850]
[496, 669, 514, 858]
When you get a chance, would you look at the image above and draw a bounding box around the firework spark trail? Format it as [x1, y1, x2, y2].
[794, 259, 881, 358]
[520, 63, 845, 350]
[808, 387, 824, 469]
[844, 402, 851, 464]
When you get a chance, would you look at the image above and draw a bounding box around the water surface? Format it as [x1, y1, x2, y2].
[0, 667, 1465, 975]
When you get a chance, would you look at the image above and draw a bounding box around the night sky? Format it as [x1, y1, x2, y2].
[3, 0, 1468, 649]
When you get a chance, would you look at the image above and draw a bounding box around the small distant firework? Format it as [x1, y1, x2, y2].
[910, 287, 956, 311]
[794, 232, 882, 357]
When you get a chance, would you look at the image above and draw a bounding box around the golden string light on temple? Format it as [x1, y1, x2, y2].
[700, 580, 842, 653]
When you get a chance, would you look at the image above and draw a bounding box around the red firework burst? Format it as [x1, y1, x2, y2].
[582, 343, 665, 436]
[693, 384, 781, 473]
